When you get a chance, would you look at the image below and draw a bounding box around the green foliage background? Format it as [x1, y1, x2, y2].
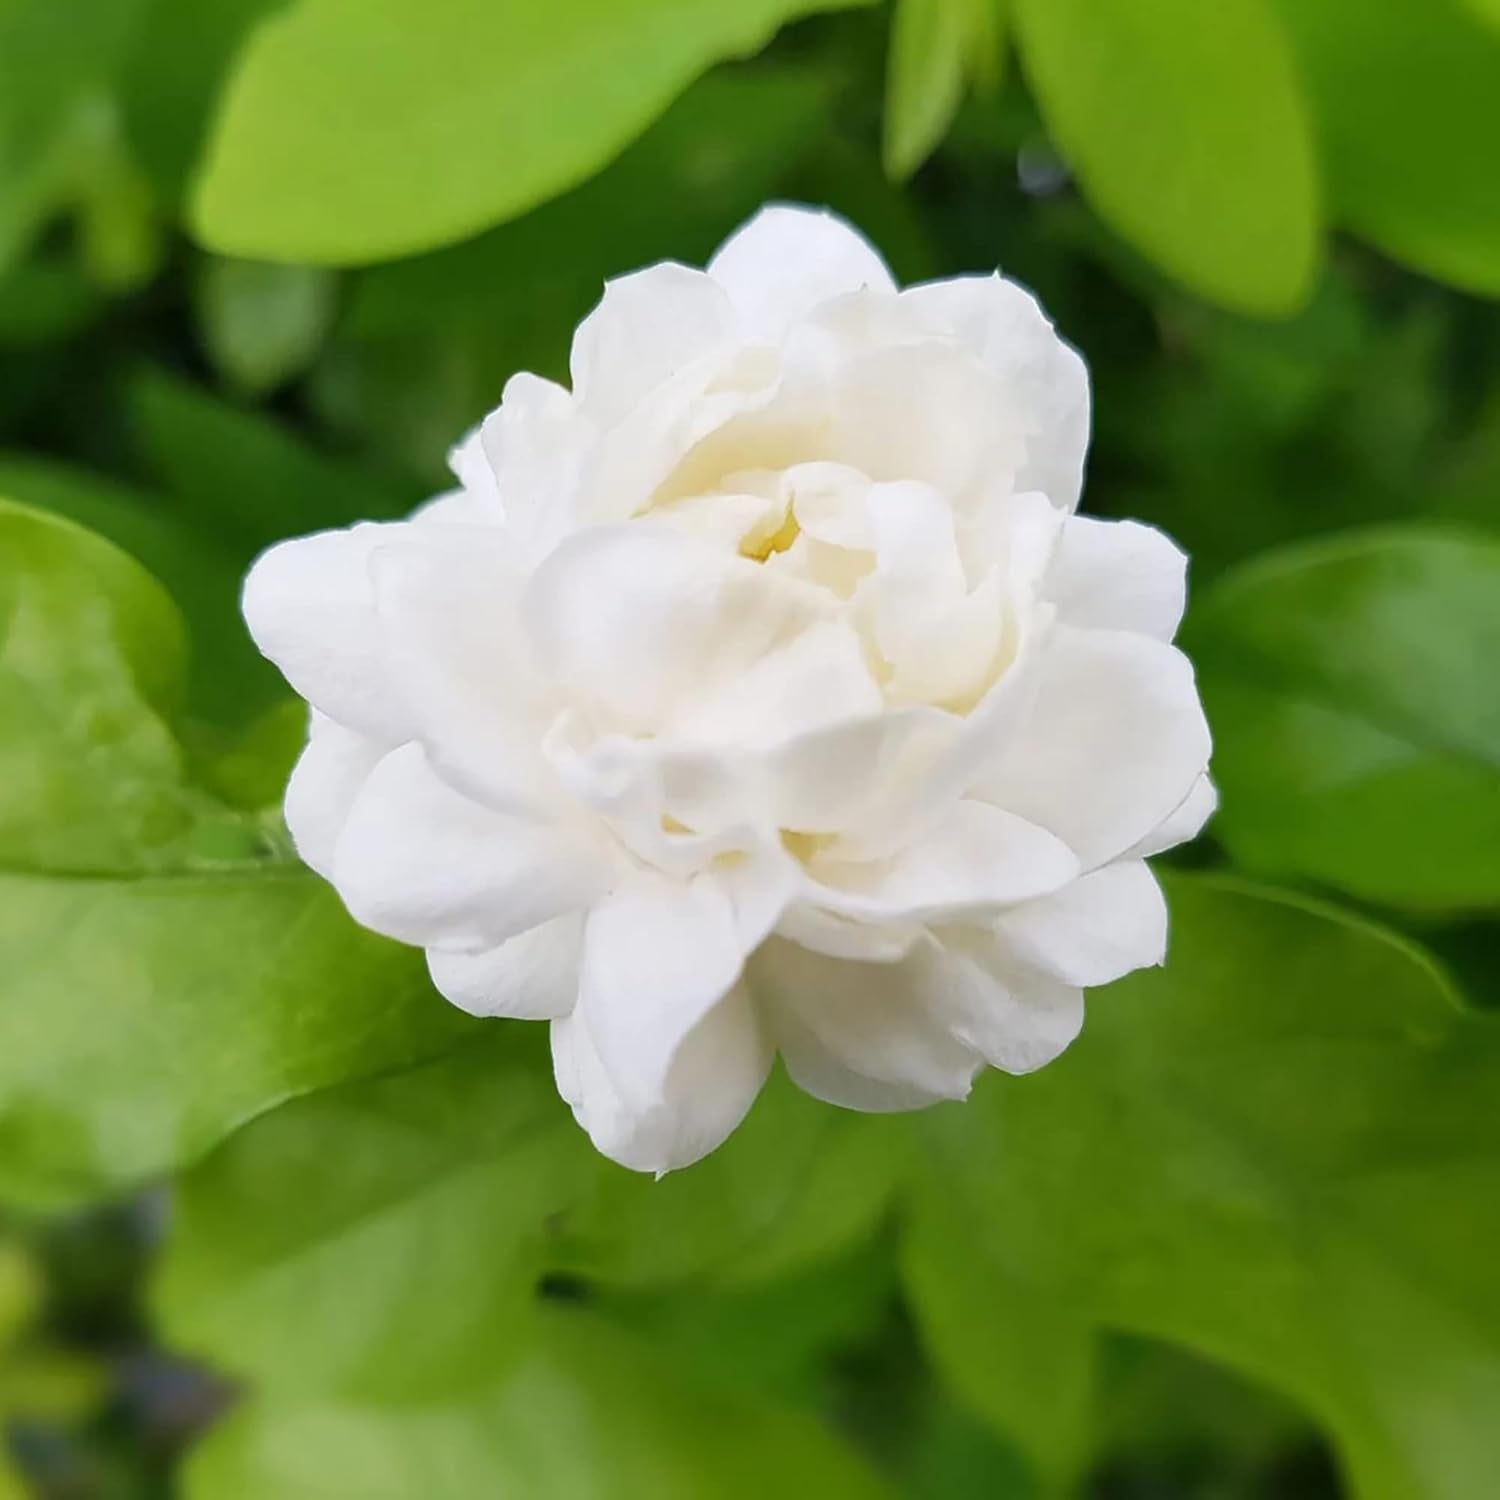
[1, 0, 1498, 1495]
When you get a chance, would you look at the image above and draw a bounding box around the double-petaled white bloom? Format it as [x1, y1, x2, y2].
[244, 206, 1213, 1173]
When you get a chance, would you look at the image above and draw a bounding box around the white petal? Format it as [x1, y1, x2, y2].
[827, 340, 1014, 500]
[752, 936, 982, 1110]
[860, 480, 1003, 705]
[444, 424, 502, 513]
[333, 743, 606, 950]
[282, 712, 381, 880]
[1046, 515, 1187, 641]
[523, 522, 828, 738]
[982, 625, 1212, 868]
[576, 872, 751, 1111]
[668, 618, 883, 745]
[241, 524, 410, 741]
[804, 799, 1080, 923]
[477, 372, 592, 556]
[935, 931, 1086, 1073]
[570, 262, 737, 426]
[708, 204, 896, 337]
[996, 861, 1168, 988]
[368, 524, 562, 817]
[552, 982, 771, 1173]
[1128, 774, 1219, 858]
[898, 274, 1091, 511]
[427, 912, 583, 1019]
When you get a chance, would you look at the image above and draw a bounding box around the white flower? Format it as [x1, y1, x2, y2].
[243, 205, 1213, 1173]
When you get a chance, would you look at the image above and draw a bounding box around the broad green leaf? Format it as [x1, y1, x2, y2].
[1013, 0, 1319, 314]
[883, 0, 1005, 180]
[1274, 0, 1500, 296]
[157, 1045, 902, 1386]
[0, 455, 274, 723]
[196, 257, 337, 396]
[157, 1031, 586, 1400]
[1189, 528, 1500, 912]
[184, 1305, 897, 1500]
[914, 874, 1500, 1500]
[0, 496, 210, 874]
[900, 1180, 1093, 1493]
[191, 0, 872, 265]
[0, 868, 473, 1210]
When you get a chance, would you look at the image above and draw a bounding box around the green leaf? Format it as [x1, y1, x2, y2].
[0, 496, 208, 874]
[157, 1030, 586, 1400]
[196, 257, 338, 396]
[1273, 0, 1500, 296]
[883, 0, 1005, 181]
[191, 0, 873, 265]
[184, 1305, 897, 1500]
[127, 365, 419, 550]
[0, 454, 275, 723]
[912, 874, 1500, 1500]
[1189, 527, 1500, 912]
[0, 868, 473, 1210]
[1013, 0, 1319, 314]
[900, 1179, 1093, 1493]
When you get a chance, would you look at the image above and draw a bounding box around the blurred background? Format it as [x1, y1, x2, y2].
[1, 0, 1497, 1496]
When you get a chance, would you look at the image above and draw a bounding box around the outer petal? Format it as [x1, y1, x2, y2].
[241, 523, 410, 741]
[708, 204, 897, 337]
[444, 424, 502, 513]
[551, 983, 771, 1174]
[427, 912, 583, 1020]
[282, 712, 383, 880]
[368, 524, 563, 817]
[1046, 515, 1187, 641]
[936, 931, 1086, 1074]
[995, 861, 1168, 988]
[576, 869, 772, 1111]
[332, 743, 607, 951]
[569, 262, 737, 426]
[898, 274, 1090, 511]
[1128, 774, 1219, 858]
[752, 937, 982, 1111]
[982, 624, 1212, 868]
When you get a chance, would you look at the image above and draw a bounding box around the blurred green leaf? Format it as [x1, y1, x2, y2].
[184, 1305, 897, 1500]
[0, 454, 275, 723]
[1190, 528, 1500, 912]
[191, 0, 872, 265]
[915, 874, 1500, 1500]
[0, 1240, 40, 1349]
[127, 366, 419, 549]
[883, 0, 1004, 181]
[157, 1030, 581, 1401]
[121, 0, 282, 204]
[901, 1181, 1092, 1493]
[196, 258, 338, 396]
[1275, 0, 1500, 297]
[0, 868, 473, 1210]
[1013, 0, 1319, 314]
[0, 497, 213, 874]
